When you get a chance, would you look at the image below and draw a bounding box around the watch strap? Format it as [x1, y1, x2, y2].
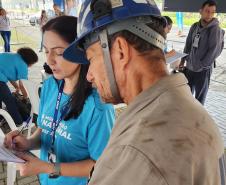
[49, 163, 61, 178]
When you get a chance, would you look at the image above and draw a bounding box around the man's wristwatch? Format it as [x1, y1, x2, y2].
[49, 163, 61, 178]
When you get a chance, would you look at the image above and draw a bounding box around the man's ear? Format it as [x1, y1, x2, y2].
[111, 36, 131, 69]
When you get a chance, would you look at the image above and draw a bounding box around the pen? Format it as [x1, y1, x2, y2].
[12, 116, 31, 148]
[17, 116, 31, 135]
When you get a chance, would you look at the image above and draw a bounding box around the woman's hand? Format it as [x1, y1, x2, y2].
[167, 49, 176, 57]
[4, 130, 31, 151]
[15, 87, 20, 94]
[17, 153, 54, 176]
[165, 49, 176, 59]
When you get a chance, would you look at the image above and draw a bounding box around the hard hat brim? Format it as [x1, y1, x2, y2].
[63, 39, 89, 64]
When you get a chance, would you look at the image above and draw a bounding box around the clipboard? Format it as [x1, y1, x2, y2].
[166, 51, 188, 65]
[0, 137, 25, 163]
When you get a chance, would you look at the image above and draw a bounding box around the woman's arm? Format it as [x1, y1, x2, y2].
[19, 155, 95, 177]
[9, 81, 20, 93]
[60, 159, 95, 177]
[18, 80, 28, 98]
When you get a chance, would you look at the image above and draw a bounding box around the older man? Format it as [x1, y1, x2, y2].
[64, 0, 225, 184]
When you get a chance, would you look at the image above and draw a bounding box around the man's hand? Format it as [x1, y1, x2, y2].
[179, 60, 185, 71]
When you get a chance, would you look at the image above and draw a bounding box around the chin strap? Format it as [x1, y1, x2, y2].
[99, 29, 122, 103]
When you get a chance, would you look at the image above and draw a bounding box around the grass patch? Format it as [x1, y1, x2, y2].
[10, 29, 38, 51]
[0, 21, 38, 52]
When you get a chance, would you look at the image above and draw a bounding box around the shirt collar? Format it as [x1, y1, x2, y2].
[122, 73, 188, 118]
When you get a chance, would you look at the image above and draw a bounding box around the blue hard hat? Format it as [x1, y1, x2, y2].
[63, 0, 163, 64]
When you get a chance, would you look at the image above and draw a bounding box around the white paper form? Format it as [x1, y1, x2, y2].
[0, 137, 25, 163]
[166, 51, 188, 65]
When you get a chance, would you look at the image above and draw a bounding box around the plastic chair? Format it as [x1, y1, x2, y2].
[0, 113, 18, 185]
[0, 109, 22, 185]
[0, 127, 4, 137]
[21, 80, 40, 115]
[0, 80, 41, 185]
[0, 109, 18, 131]
[21, 79, 41, 137]
[41, 69, 52, 82]
[0, 100, 40, 185]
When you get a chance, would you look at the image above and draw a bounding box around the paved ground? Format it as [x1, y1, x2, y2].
[0, 22, 225, 184]
[206, 90, 226, 146]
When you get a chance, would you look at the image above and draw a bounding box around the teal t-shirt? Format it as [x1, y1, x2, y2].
[0, 53, 28, 82]
[38, 77, 115, 185]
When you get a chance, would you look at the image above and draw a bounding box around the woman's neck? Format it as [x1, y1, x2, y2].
[63, 73, 79, 95]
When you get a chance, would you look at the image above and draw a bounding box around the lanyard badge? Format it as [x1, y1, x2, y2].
[48, 148, 57, 163]
[193, 32, 200, 48]
[48, 80, 66, 163]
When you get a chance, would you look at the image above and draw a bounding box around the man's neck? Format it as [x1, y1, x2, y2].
[124, 64, 168, 104]
[201, 18, 214, 27]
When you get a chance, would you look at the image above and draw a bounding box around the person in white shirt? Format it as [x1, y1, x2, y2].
[39, 10, 48, 52]
[0, 8, 11, 52]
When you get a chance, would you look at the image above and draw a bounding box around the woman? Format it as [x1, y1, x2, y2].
[4, 16, 115, 185]
[163, 16, 180, 72]
[163, 15, 175, 57]
[0, 8, 11, 52]
[39, 10, 48, 52]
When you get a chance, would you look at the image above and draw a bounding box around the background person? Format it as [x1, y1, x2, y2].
[0, 47, 38, 126]
[64, 0, 225, 184]
[4, 16, 114, 185]
[66, 0, 77, 17]
[176, 12, 184, 36]
[39, 10, 48, 52]
[0, 8, 11, 52]
[163, 16, 176, 58]
[53, 3, 64, 17]
[180, 0, 225, 105]
[163, 16, 180, 72]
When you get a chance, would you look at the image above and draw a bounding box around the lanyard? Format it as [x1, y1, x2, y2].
[50, 80, 68, 148]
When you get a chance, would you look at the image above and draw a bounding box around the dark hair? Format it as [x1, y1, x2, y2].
[109, 16, 166, 62]
[201, 0, 217, 8]
[17, 47, 38, 66]
[42, 16, 92, 120]
[163, 16, 173, 26]
[42, 16, 77, 44]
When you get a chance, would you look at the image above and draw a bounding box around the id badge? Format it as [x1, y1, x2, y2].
[193, 34, 200, 48]
[48, 150, 56, 163]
